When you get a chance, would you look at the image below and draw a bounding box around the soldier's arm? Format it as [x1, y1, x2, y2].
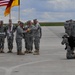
[32, 24, 40, 30]
[18, 27, 27, 34]
[40, 26, 42, 38]
[13, 25, 17, 32]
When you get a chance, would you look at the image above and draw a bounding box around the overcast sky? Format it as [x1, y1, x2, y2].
[0, 0, 75, 23]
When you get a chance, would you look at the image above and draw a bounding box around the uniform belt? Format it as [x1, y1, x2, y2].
[0, 33, 5, 35]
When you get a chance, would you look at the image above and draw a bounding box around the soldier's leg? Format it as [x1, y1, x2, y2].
[16, 39, 19, 54]
[0, 38, 5, 53]
[66, 46, 75, 59]
[7, 38, 12, 53]
[31, 37, 33, 51]
[0, 38, 2, 52]
[10, 37, 14, 50]
[26, 37, 31, 53]
[24, 38, 29, 53]
[28, 37, 33, 53]
[16, 39, 24, 55]
[7, 38, 10, 51]
[33, 37, 40, 55]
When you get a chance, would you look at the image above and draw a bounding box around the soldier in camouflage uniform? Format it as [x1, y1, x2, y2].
[62, 19, 75, 59]
[0, 21, 6, 53]
[16, 22, 27, 55]
[6, 19, 16, 53]
[23, 20, 34, 53]
[33, 19, 42, 55]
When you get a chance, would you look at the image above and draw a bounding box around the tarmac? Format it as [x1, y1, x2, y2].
[0, 26, 75, 75]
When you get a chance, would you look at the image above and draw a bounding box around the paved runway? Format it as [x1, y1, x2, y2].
[0, 26, 75, 75]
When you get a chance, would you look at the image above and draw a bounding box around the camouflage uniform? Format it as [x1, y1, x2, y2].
[6, 24, 16, 53]
[16, 22, 25, 55]
[23, 24, 34, 53]
[0, 21, 6, 53]
[62, 20, 75, 59]
[33, 20, 42, 55]
[64, 21, 69, 33]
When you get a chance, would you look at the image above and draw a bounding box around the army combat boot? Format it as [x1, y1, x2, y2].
[0, 48, 5, 53]
[28, 50, 33, 53]
[17, 50, 25, 55]
[66, 51, 75, 59]
[33, 50, 39, 55]
[7, 49, 12, 53]
[0, 49, 1, 53]
[24, 50, 29, 54]
[17, 50, 20, 55]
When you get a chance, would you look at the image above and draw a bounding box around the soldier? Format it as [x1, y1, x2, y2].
[23, 20, 34, 53]
[33, 19, 42, 55]
[16, 22, 27, 55]
[6, 19, 16, 53]
[0, 21, 6, 53]
[62, 20, 75, 59]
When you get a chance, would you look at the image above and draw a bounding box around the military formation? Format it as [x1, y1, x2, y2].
[0, 19, 42, 55]
[62, 19, 75, 59]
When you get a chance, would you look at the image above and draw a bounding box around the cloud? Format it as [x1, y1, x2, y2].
[40, 12, 75, 22]
[47, 0, 75, 12]
[0, 0, 75, 23]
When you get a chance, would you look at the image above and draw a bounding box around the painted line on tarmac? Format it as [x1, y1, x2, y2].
[6, 59, 51, 75]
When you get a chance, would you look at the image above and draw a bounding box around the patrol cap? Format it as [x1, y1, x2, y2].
[69, 19, 73, 22]
[66, 20, 69, 22]
[9, 19, 12, 22]
[20, 22, 24, 25]
[26, 20, 32, 24]
[33, 19, 37, 21]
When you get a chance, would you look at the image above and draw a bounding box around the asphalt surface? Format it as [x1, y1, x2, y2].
[0, 26, 75, 75]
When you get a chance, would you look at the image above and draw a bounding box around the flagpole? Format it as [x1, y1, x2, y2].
[18, 5, 20, 21]
[9, 11, 11, 20]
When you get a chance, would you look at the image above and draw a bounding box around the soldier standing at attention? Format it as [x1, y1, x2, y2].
[6, 19, 16, 53]
[16, 22, 26, 55]
[0, 21, 6, 53]
[33, 19, 42, 55]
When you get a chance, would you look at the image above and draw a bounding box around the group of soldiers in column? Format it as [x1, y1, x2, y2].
[61, 19, 75, 59]
[0, 19, 42, 55]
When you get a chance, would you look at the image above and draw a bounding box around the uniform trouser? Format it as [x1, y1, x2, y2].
[66, 46, 75, 59]
[25, 37, 33, 51]
[24, 38, 28, 50]
[34, 37, 40, 50]
[0, 37, 5, 49]
[16, 38, 22, 51]
[7, 37, 13, 50]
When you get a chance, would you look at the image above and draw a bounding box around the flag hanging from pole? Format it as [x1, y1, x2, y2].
[4, 0, 20, 16]
[4, 0, 13, 16]
[11, 0, 20, 7]
[0, 0, 10, 7]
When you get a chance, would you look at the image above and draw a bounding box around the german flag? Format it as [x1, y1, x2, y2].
[12, 0, 20, 7]
[4, 0, 20, 16]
